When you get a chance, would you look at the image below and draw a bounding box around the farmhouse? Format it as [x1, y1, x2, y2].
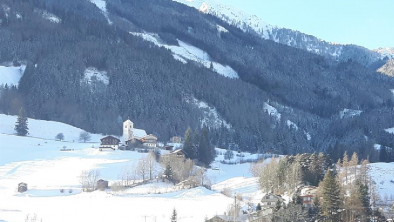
[99, 136, 120, 150]
[298, 186, 317, 208]
[141, 134, 158, 148]
[260, 194, 284, 209]
[170, 136, 182, 143]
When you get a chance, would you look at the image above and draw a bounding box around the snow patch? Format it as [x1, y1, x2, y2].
[263, 102, 281, 120]
[216, 24, 228, 33]
[286, 120, 298, 130]
[385, 127, 394, 134]
[89, 0, 112, 24]
[130, 32, 239, 79]
[304, 130, 312, 141]
[339, 108, 362, 119]
[83, 67, 109, 85]
[0, 64, 26, 87]
[41, 11, 61, 23]
[190, 98, 231, 129]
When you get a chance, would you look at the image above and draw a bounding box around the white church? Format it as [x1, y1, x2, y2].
[123, 119, 157, 148]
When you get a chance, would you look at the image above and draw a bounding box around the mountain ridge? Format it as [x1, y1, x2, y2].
[172, 0, 392, 66]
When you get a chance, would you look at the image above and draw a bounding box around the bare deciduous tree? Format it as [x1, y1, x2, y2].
[79, 169, 101, 192]
[79, 131, 91, 143]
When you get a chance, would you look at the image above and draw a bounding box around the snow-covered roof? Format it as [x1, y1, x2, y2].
[133, 128, 147, 139]
[300, 186, 317, 196]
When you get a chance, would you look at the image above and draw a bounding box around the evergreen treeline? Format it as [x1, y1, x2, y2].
[182, 126, 215, 167]
[267, 152, 387, 222]
[1, 0, 394, 160]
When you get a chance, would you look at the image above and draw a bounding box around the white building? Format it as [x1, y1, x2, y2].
[122, 119, 147, 144]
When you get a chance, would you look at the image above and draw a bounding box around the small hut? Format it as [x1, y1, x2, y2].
[96, 179, 109, 191]
[18, 182, 28, 193]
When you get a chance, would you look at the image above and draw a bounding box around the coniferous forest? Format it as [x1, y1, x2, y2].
[1, 0, 394, 162]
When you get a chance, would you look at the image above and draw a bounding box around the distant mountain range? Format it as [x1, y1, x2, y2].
[173, 0, 393, 67]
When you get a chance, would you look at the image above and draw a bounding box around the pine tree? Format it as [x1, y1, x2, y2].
[164, 163, 173, 180]
[170, 208, 177, 222]
[256, 203, 262, 211]
[198, 125, 215, 167]
[380, 147, 388, 163]
[182, 127, 195, 159]
[14, 107, 28, 136]
[357, 181, 371, 216]
[321, 169, 342, 222]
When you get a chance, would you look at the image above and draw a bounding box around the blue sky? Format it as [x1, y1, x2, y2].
[214, 0, 393, 49]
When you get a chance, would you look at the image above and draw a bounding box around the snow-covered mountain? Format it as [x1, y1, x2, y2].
[374, 47, 394, 59]
[173, 0, 386, 66]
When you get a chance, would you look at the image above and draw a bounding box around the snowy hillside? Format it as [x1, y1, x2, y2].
[172, 0, 387, 65]
[0, 114, 104, 142]
[0, 64, 26, 87]
[0, 123, 271, 222]
[374, 47, 394, 59]
[130, 32, 239, 79]
[0, 133, 234, 222]
[369, 163, 394, 203]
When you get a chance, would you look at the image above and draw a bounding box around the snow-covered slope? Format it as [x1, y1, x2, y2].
[130, 32, 239, 79]
[374, 47, 394, 59]
[0, 133, 233, 222]
[369, 163, 394, 204]
[172, 0, 385, 65]
[0, 64, 26, 87]
[0, 114, 104, 142]
[89, 0, 112, 24]
[377, 59, 394, 76]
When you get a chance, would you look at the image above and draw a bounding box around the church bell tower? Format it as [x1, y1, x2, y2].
[123, 119, 134, 144]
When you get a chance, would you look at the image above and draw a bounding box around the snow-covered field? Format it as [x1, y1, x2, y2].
[0, 65, 26, 87]
[369, 163, 394, 202]
[0, 114, 104, 142]
[1, 115, 393, 222]
[0, 116, 261, 222]
[129, 32, 239, 79]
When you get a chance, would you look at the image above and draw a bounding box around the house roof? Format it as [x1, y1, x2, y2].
[143, 134, 157, 140]
[214, 214, 249, 222]
[133, 128, 147, 139]
[300, 186, 317, 196]
[100, 135, 120, 142]
[171, 149, 186, 155]
[261, 194, 285, 203]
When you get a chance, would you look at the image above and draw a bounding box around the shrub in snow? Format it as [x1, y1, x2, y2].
[221, 188, 232, 197]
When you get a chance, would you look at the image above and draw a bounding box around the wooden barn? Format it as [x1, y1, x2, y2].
[18, 182, 28, 193]
[97, 179, 109, 191]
